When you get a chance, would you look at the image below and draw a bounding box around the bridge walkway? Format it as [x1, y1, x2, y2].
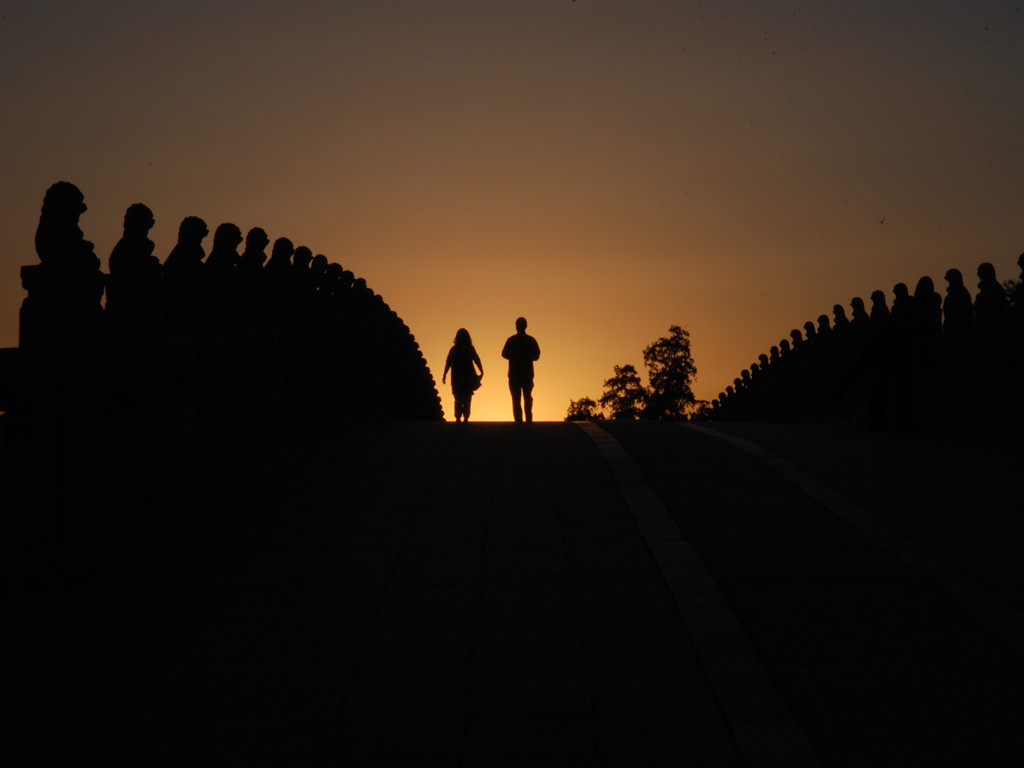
[8, 420, 1024, 765]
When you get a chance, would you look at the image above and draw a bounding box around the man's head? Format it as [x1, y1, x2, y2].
[515, 316, 527, 332]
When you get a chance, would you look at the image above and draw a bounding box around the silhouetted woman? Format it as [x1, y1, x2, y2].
[442, 328, 484, 422]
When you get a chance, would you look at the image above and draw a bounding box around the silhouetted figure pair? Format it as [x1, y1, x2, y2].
[442, 329, 483, 422]
[502, 317, 541, 422]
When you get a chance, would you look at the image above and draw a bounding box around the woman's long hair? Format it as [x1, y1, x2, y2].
[453, 328, 472, 347]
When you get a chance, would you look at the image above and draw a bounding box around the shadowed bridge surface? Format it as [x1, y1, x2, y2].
[8, 421, 1024, 765]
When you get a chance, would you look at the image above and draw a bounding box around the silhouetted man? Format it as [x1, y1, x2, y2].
[501, 316, 541, 422]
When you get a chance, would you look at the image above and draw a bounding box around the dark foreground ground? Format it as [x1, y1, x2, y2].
[5, 420, 1024, 766]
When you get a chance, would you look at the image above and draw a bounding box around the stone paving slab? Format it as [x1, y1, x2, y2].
[6, 423, 743, 765]
[603, 420, 1024, 766]
[6, 419, 1024, 765]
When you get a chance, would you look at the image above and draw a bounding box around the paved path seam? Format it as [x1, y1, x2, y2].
[687, 422, 1024, 657]
[575, 421, 823, 768]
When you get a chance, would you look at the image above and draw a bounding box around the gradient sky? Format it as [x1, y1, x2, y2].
[2, 0, 1022, 421]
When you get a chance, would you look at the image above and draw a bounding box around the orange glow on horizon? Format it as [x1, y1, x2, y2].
[2, 2, 1022, 423]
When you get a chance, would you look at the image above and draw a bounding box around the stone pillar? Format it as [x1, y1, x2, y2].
[15, 182, 106, 523]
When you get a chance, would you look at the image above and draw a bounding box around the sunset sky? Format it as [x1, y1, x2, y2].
[2, 1, 1022, 421]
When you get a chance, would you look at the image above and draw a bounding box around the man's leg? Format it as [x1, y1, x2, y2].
[523, 381, 534, 422]
[509, 380, 523, 422]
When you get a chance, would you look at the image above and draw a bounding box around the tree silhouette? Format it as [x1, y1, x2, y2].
[642, 325, 697, 419]
[568, 324, 700, 421]
[599, 364, 647, 419]
[565, 396, 604, 421]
